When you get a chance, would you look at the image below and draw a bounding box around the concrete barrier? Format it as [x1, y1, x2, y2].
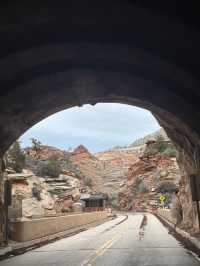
[157, 209, 176, 224]
[10, 211, 108, 242]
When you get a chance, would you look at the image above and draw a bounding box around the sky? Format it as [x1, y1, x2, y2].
[19, 103, 160, 153]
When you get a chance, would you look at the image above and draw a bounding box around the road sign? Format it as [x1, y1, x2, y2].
[159, 195, 166, 202]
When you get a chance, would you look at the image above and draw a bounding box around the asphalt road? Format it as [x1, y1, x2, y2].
[0, 213, 199, 266]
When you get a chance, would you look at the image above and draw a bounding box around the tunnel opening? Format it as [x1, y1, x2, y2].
[1, 2, 200, 263]
[0, 103, 199, 248]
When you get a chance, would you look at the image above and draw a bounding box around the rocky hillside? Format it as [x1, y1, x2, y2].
[8, 128, 199, 233]
[67, 145, 104, 192]
[118, 131, 180, 211]
[95, 148, 138, 205]
[128, 128, 168, 147]
[118, 153, 180, 211]
[22, 129, 179, 210]
[25, 144, 139, 199]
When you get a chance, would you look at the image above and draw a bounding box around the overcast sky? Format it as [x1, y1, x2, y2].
[19, 103, 160, 153]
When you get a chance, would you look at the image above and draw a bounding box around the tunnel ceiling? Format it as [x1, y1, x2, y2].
[0, 1, 200, 162]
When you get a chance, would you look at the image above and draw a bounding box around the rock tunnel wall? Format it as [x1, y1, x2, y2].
[0, 1, 200, 242]
[177, 151, 199, 232]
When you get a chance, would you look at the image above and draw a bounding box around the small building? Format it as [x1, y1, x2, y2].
[80, 193, 108, 212]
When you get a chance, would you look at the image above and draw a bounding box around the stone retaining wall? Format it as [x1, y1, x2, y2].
[10, 211, 108, 242]
[157, 209, 176, 224]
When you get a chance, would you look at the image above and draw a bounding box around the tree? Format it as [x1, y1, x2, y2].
[31, 138, 42, 158]
[7, 141, 25, 173]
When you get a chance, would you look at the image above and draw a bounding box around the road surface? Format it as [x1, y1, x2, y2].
[0, 213, 199, 266]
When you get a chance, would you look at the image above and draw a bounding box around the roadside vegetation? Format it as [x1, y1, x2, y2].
[36, 155, 62, 178]
[7, 140, 25, 173]
[131, 177, 149, 195]
[143, 135, 178, 157]
[156, 180, 177, 194]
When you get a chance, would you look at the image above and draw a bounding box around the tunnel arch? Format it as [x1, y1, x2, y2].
[0, 1, 200, 172]
[0, 55, 199, 166]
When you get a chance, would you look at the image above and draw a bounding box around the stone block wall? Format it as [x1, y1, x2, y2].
[10, 211, 108, 242]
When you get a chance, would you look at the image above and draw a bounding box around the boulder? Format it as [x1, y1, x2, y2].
[71, 188, 81, 201]
[22, 198, 45, 218]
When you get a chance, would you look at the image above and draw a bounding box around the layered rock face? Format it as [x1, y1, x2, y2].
[66, 146, 139, 203]
[10, 144, 138, 218]
[95, 149, 138, 200]
[25, 144, 139, 198]
[68, 145, 104, 192]
[117, 134, 200, 233]
[22, 132, 181, 212]
[118, 154, 180, 211]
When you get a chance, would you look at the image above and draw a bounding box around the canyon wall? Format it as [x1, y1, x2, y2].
[7, 128, 199, 233]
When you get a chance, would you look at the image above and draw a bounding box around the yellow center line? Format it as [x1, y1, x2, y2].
[94, 239, 113, 254]
[81, 233, 124, 266]
[80, 239, 114, 266]
[80, 218, 129, 266]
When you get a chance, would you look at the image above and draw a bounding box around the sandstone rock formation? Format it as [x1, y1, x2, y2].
[24, 144, 139, 200]
[8, 169, 81, 219]
[118, 132, 200, 234]
[118, 154, 180, 211]
[9, 128, 199, 233]
[95, 148, 138, 205]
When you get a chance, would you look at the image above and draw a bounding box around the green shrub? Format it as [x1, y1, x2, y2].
[153, 170, 161, 183]
[143, 146, 158, 157]
[37, 156, 61, 177]
[156, 181, 177, 193]
[63, 158, 83, 179]
[7, 141, 25, 173]
[163, 147, 178, 157]
[25, 155, 39, 173]
[155, 135, 169, 153]
[131, 177, 149, 194]
[132, 176, 142, 194]
[138, 182, 149, 193]
[143, 135, 178, 157]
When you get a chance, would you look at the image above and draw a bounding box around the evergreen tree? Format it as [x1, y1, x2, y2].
[7, 141, 25, 173]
